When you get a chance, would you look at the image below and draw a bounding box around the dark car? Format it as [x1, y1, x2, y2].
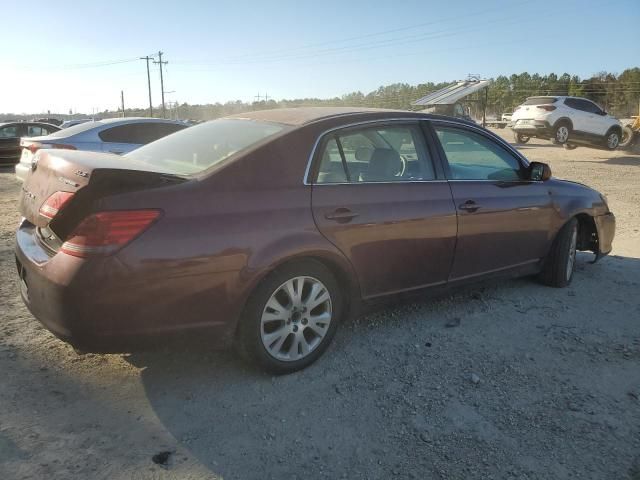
[0, 122, 60, 165]
[15, 107, 615, 373]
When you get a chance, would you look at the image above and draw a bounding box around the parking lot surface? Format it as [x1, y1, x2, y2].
[1, 131, 639, 479]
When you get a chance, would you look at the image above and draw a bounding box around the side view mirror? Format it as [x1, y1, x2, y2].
[599, 110, 607, 116]
[530, 161, 552, 181]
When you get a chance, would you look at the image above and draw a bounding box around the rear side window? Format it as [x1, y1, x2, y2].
[99, 123, 186, 144]
[523, 97, 557, 105]
[26, 126, 50, 137]
[315, 124, 435, 184]
[125, 119, 286, 175]
[434, 126, 522, 181]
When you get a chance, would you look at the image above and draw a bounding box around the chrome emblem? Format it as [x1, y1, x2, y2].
[58, 176, 79, 188]
[75, 170, 89, 178]
[31, 157, 38, 172]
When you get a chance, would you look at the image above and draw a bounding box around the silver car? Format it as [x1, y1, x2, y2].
[16, 117, 187, 181]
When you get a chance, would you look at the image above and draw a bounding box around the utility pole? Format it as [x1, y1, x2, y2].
[154, 51, 168, 118]
[254, 93, 262, 102]
[120, 90, 125, 117]
[264, 93, 270, 102]
[140, 55, 154, 117]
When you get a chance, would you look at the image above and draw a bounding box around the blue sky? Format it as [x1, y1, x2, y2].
[2, 0, 638, 114]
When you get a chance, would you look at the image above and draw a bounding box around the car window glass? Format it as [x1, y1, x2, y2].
[99, 123, 186, 144]
[0, 126, 19, 138]
[26, 126, 45, 137]
[434, 126, 521, 181]
[315, 125, 435, 184]
[583, 101, 602, 114]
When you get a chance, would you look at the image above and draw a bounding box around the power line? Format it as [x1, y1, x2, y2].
[175, 0, 534, 66]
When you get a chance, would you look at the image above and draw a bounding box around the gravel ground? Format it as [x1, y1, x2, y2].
[1, 132, 639, 480]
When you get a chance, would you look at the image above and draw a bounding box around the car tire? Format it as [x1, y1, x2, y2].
[551, 121, 571, 145]
[539, 218, 578, 288]
[619, 124, 636, 150]
[236, 260, 343, 374]
[514, 132, 530, 144]
[604, 128, 621, 151]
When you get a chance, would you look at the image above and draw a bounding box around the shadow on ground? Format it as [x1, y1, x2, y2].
[122, 253, 640, 480]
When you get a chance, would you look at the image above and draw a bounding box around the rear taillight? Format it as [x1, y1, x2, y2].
[61, 210, 162, 258]
[536, 105, 557, 111]
[39, 191, 75, 219]
[23, 142, 76, 154]
[26, 142, 42, 154]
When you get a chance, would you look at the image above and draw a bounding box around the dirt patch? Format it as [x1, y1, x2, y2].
[1, 133, 639, 480]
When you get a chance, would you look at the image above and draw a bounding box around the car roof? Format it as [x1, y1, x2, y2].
[92, 117, 185, 125]
[225, 107, 421, 126]
[0, 121, 59, 128]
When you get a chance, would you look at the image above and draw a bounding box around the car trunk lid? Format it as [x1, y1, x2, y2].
[19, 149, 185, 239]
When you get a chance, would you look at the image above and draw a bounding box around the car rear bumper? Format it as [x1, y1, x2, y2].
[511, 120, 552, 136]
[15, 219, 235, 352]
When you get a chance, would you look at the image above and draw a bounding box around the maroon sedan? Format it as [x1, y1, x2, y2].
[15, 107, 615, 372]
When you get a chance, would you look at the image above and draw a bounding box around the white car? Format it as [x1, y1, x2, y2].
[511, 96, 622, 150]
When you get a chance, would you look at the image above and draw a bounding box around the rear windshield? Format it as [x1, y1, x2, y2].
[47, 121, 103, 137]
[125, 119, 287, 175]
[522, 97, 558, 105]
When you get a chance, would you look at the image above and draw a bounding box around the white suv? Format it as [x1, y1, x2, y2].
[511, 96, 622, 150]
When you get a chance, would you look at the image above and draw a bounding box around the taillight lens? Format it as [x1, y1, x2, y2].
[61, 210, 162, 258]
[26, 142, 42, 154]
[24, 142, 76, 154]
[536, 105, 557, 111]
[39, 191, 75, 219]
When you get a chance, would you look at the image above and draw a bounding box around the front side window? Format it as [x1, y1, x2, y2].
[315, 124, 435, 184]
[434, 126, 522, 181]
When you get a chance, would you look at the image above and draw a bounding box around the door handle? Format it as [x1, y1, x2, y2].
[458, 200, 481, 212]
[325, 208, 359, 222]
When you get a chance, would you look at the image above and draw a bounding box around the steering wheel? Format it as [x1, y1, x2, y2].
[396, 154, 407, 177]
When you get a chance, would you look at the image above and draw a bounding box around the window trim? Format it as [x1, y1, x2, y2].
[305, 118, 442, 185]
[428, 120, 532, 183]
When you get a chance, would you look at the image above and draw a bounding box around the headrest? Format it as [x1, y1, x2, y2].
[363, 148, 402, 181]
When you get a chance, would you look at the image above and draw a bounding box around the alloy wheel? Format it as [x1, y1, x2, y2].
[607, 132, 619, 149]
[260, 276, 332, 362]
[556, 126, 569, 143]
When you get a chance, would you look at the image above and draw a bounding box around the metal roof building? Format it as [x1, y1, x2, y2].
[412, 79, 491, 106]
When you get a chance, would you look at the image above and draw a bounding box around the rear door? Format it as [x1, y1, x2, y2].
[310, 121, 457, 299]
[430, 122, 554, 280]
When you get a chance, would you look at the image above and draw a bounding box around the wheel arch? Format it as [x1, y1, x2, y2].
[574, 213, 598, 253]
[230, 242, 362, 340]
[553, 117, 573, 130]
[606, 124, 622, 135]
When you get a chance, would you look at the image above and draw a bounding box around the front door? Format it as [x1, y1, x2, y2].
[310, 122, 457, 299]
[431, 123, 554, 280]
